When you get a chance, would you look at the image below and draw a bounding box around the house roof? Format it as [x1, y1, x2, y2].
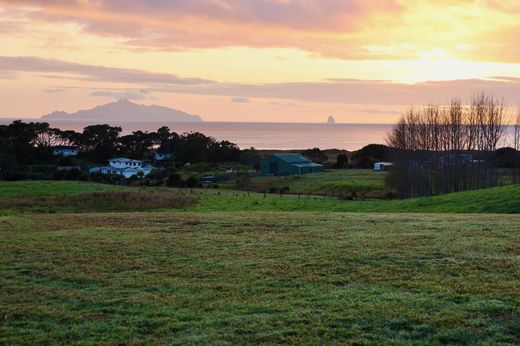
[90, 165, 154, 173]
[109, 158, 144, 164]
[293, 162, 324, 168]
[272, 153, 311, 164]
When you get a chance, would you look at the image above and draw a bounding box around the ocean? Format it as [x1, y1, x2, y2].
[1, 119, 392, 150]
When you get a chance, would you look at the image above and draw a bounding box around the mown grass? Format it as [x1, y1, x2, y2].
[1, 212, 519, 344]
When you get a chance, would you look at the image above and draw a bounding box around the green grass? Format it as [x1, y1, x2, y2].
[1, 180, 520, 214]
[186, 184, 520, 214]
[0, 180, 118, 198]
[224, 169, 388, 195]
[1, 212, 519, 344]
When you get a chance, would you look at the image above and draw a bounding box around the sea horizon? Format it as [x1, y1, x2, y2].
[0, 118, 392, 151]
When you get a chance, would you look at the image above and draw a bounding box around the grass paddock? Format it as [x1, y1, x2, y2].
[1, 212, 520, 344]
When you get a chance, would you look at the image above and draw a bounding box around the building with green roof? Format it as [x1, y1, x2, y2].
[260, 153, 324, 176]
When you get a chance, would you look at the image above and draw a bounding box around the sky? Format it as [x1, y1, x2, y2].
[1, 0, 520, 123]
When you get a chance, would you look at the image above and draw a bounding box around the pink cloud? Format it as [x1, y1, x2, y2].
[3, 55, 520, 106]
[0, 0, 407, 59]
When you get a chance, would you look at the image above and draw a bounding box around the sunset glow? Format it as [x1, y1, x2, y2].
[2, 0, 520, 123]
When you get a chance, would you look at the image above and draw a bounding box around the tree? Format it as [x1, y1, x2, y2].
[81, 124, 122, 163]
[386, 94, 506, 198]
[301, 147, 327, 163]
[336, 153, 349, 168]
[351, 144, 389, 168]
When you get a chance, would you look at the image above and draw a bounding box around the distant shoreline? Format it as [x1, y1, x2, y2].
[0, 118, 394, 126]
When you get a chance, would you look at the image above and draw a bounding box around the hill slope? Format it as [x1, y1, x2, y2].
[0, 181, 518, 214]
[41, 99, 202, 122]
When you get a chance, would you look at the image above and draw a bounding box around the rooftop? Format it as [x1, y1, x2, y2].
[109, 158, 144, 163]
[272, 153, 312, 164]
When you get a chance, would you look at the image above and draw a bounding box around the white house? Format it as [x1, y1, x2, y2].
[154, 151, 173, 161]
[53, 145, 78, 157]
[374, 162, 394, 171]
[89, 158, 154, 178]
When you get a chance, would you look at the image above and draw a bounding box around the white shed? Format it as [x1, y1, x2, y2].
[374, 162, 394, 171]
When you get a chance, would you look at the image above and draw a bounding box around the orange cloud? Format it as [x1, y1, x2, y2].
[9, 0, 520, 61]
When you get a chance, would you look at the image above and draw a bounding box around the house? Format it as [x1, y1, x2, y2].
[260, 153, 324, 176]
[89, 158, 154, 178]
[374, 162, 394, 171]
[154, 150, 174, 161]
[53, 145, 78, 157]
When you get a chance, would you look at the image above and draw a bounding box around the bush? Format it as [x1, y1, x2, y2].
[351, 144, 389, 168]
[336, 153, 349, 168]
[234, 173, 250, 189]
[186, 162, 211, 172]
[167, 173, 182, 187]
[186, 176, 198, 188]
[5, 172, 27, 181]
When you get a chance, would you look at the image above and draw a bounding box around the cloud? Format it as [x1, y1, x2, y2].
[89, 89, 152, 100]
[231, 97, 250, 103]
[6, 0, 520, 62]
[355, 108, 401, 115]
[44, 88, 65, 93]
[4, 56, 520, 106]
[0, 56, 213, 86]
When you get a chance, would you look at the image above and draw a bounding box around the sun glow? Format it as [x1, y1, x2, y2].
[1, 1, 520, 121]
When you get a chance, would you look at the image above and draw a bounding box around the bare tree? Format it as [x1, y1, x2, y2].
[386, 93, 507, 198]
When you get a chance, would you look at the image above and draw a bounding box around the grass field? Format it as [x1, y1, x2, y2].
[187, 184, 520, 214]
[223, 169, 388, 196]
[1, 180, 519, 344]
[0, 180, 118, 198]
[1, 212, 519, 344]
[1, 180, 519, 214]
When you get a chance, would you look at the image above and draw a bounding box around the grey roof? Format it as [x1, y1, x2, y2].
[90, 165, 154, 173]
[293, 162, 324, 168]
[109, 158, 144, 164]
[272, 153, 311, 164]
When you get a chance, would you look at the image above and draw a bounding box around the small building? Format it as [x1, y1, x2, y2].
[53, 145, 78, 157]
[89, 158, 154, 178]
[154, 151, 174, 161]
[374, 162, 394, 171]
[260, 153, 324, 176]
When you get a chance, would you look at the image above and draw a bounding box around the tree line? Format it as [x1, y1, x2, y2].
[0, 121, 240, 179]
[386, 93, 520, 197]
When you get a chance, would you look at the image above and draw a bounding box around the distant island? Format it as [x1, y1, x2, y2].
[41, 99, 202, 122]
[327, 115, 336, 125]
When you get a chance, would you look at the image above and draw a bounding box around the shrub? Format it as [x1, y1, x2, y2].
[186, 176, 198, 188]
[167, 173, 182, 187]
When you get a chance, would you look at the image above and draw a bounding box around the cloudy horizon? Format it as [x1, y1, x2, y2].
[2, 1, 520, 123]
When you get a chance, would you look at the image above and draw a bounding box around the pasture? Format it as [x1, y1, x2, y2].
[223, 169, 388, 196]
[1, 180, 519, 344]
[1, 181, 520, 214]
[1, 212, 519, 344]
